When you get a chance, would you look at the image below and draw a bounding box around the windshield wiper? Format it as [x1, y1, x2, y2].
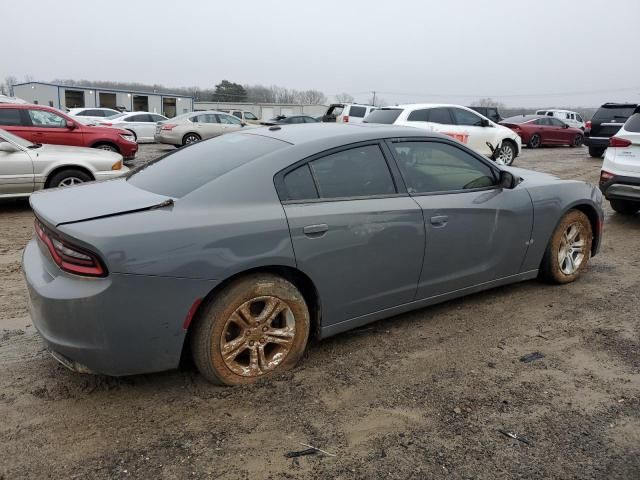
[27, 143, 43, 149]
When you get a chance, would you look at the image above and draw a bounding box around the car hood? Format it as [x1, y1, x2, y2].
[30, 177, 172, 227]
[83, 124, 131, 135]
[504, 166, 563, 186]
[34, 143, 123, 161]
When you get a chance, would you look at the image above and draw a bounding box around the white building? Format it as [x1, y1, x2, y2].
[194, 101, 327, 120]
[12, 82, 193, 118]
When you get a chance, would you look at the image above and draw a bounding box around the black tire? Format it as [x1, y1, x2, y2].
[182, 133, 201, 146]
[528, 134, 541, 149]
[570, 134, 583, 147]
[93, 143, 119, 153]
[191, 273, 310, 385]
[46, 169, 92, 189]
[539, 210, 592, 284]
[610, 199, 640, 215]
[589, 146, 605, 158]
[495, 140, 517, 165]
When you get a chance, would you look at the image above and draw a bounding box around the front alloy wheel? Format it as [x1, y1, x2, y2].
[496, 143, 515, 166]
[557, 222, 586, 275]
[58, 176, 85, 188]
[191, 274, 310, 385]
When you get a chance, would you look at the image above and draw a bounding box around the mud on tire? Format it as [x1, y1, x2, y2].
[539, 209, 593, 284]
[190, 274, 310, 385]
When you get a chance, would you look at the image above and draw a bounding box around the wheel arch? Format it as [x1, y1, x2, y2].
[182, 132, 201, 143]
[44, 164, 95, 188]
[501, 137, 519, 157]
[90, 140, 121, 153]
[570, 202, 602, 256]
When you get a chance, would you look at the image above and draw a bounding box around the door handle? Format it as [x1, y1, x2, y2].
[430, 215, 449, 226]
[303, 224, 328, 236]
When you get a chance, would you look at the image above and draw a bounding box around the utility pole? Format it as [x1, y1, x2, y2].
[372, 90, 377, 106]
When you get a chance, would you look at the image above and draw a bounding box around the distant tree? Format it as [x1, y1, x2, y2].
[335, 92, 355, 103]
[471, 97, 506, 109]
[2, 75, 17, 96]
[295, 89, 327, 105]
[245, 84, 276, 103]
[212, 80, 247, 102]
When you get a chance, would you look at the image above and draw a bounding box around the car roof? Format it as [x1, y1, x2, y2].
[503, 114, 543, 123]
[242, 123, 443, 146]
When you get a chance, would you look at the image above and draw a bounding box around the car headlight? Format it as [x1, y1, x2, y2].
[120, 134, 135, 143]
[111, 160, 122, 170]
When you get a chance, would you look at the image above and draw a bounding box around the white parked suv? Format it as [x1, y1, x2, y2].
[68, 107, 122, 122]
[364, 104, 521, 165]
[322, 103, 377, 124]
[599, 113, 640, 215]
[536, 109, 585, 130]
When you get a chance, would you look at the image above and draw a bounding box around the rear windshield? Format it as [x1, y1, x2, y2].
[128, 133, 287, 197]
[363, 108, 402, 124]
[503, 115, 538, 124]
[593, 106, 637, 122]
[625, 114, 640, 133]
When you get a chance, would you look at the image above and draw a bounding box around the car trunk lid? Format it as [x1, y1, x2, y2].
[30, 178, 173, 227]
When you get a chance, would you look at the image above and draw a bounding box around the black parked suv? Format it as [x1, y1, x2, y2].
[467, 106, 502, 123]
[585, 103, 640, 158]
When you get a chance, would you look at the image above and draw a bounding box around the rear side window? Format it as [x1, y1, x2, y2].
[363, 108, 402, 124]
[407, 109, 430, 122]
[128, 134, 288, 198]
[625, 114, 640, 133]
[349, 106, 366, 118]
[284, 165, 318, 200]
[0, 108, 22, 126]
[326, 105, 344, 117]
[232, 111, 242, 118]
[310, 145, 396, 199]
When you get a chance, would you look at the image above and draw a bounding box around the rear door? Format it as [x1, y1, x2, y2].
[279, 142, 425, 325]
[26, 108, 83, 146]
[387, 139, 533, 298]
[192, 113, 222, 139]
[0, 108, 31, 141]
[536, 117, 555, 144]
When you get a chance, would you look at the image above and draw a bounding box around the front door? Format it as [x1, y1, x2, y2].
[26, 108, 83, 146]
[387, 139, 533, 299]
[0, 140, 34, 196]
[450, 107, 496, 156]
[280, 143, 425, 325]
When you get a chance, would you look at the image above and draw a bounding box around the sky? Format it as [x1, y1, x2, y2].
[2, 0, 640, 107]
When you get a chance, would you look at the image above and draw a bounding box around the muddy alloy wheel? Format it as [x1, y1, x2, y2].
[539, 210, 592, 284]
[571, 134, 583, 147]
[495, 142, 515, 165]
[528, 134, 541, 149]
[191, 274, 310, 385]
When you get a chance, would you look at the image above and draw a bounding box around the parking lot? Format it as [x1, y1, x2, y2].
[1, 144, 639, 479]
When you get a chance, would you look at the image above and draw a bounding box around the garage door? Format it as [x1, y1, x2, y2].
[261, 107, 274, 120]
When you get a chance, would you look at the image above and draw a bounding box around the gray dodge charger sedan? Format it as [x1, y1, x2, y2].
[23, 124, 603, 385]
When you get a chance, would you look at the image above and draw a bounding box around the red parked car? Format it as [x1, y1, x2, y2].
[0, 104, 138, 159]
[500, 115, 584, 149]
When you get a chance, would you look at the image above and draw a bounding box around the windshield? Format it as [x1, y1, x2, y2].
[363, 108, 403, 124]
[128, 133, 288, 197]
[0, 128, 34, 148]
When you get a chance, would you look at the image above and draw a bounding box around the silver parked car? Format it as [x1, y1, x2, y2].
[23, 124, 603, 385]
[154, 110, 250, 147]
[99, 111, 168, 143]
[0, 128, 128, 198]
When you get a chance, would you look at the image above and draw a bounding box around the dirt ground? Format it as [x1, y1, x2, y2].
[1, 143, 639, 479]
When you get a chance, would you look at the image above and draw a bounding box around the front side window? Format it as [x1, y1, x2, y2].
[576, 114, 583, 123]
[0, 108, 23, 126]
[309, 145, 396, 199]
[349, 106, 366, 118]
[549, 118, 566, 127]
[392, 141, 496, 194]
[451, 108, 484, 126]
[217, 114, 242, 125]
[28, 110, 66, 128]
[426, 108, 453, 125]
[245, 112, 258, 120]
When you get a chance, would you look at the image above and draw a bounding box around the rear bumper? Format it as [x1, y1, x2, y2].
[584, 136, 609, 148]
[599, 174, 640, 201]
[154, 132, 181, 146]
[23, 238, 217, 376]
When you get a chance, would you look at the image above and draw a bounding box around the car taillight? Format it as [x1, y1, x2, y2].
[161, 124, 177, 131]
[34, 220, 106, 277]
[343, 115, 349, 123]
[599, 170, 614, 184]
[585, 120, 592, 129]
[609, 136, 631, 147]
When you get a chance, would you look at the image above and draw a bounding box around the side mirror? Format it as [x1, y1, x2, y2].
[479, 118, 491, 127]
[0, 142, 19, 153]
[499, 170, 520, 189]
[563, 124, 569, 129]
[66, 120, 77, 129]
[240, 122, 246, 127]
